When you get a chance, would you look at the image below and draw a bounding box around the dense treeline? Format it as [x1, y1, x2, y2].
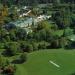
[0, 0, 75, 6]
[0, 0, 52, 6]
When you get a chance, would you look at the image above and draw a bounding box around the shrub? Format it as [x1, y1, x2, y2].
[19, 53, 27, 63]
[38, 41, 48, 49]
[0, 56, 15, 75]
[20, 42, 33, 52]
[3, 65, 16, 75]
[32, 42, 38, 51]
[0, 43, 4, 49]
[4, 42, 20, 56]
[50, 39, 59, 48]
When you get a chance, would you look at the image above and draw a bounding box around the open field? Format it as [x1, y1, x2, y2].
[15, 49, 75, 75]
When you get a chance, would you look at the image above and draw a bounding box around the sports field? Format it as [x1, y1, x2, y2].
[16, 49, 75, 75]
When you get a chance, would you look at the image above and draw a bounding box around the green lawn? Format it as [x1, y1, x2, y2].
[15, 49, 75, 75]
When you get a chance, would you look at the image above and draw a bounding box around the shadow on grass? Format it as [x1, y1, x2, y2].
[12, 59, 25, 64]
[64, 45, 75, 50]
[70, 72, 75, 75]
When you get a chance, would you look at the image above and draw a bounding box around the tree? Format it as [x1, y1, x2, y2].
[49, 35, 60, 48]
[0, 56, 11, 74]
[19, 52, 27, 63]
[0, 28, 9, 42]
[33, 32, 41, 41]
[37, 21, 51, 31]
[16, 28, 27, 40]
[4, 42, 20, 56]
[59, 37, 68, 48]
[0, 55, 4, 67]
[2, 5, 8, 17]
[63, 27, 73, 37]
[9, 29, 16, 41]
[38, 41, 48, 49]
[27, 32, 33, 40]
[0, 4, 9, 27]
[10, 6, 19, 21]
[3, 65, 16, 75]
[20, 41, 33, 52]
[50, 39, 59, 48]
[0, 55, 10, 68]
[39, 29, 47, 41]
[32, 42, 38, 51]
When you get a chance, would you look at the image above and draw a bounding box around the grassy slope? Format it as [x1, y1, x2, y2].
[15, 49, 75, 75]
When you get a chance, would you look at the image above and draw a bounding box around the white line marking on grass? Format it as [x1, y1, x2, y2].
[49, 60, 60, 68]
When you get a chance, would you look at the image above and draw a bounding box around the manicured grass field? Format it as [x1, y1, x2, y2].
[15, 49, 75, 75]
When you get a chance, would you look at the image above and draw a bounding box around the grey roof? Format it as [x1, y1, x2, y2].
[13, 18, 36, 28]
[11, 15, 51, 28]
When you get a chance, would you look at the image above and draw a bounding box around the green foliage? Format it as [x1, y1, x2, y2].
[4, 42, 20, 56]
[63, 27, 73, 37]
[52, 6, 71, 29]
[9, 30, 16, 41]
[0, 55, 4, 67]
[19, 53, 27, 63]
[4, 17, 12, 23]
[0, 43, 4, 49]
[50, 39, 59, 48]
[38, 41, 49, 49]
[16, 28, 27, 40]
[0, 55, 10, 68]
[37, 21, 51, 30]
[32, 42, 38, 51]
[20, 41, 33, 52]
[3, 64, 16, 75]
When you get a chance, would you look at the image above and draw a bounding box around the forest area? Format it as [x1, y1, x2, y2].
[0, 0, 75, 6]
